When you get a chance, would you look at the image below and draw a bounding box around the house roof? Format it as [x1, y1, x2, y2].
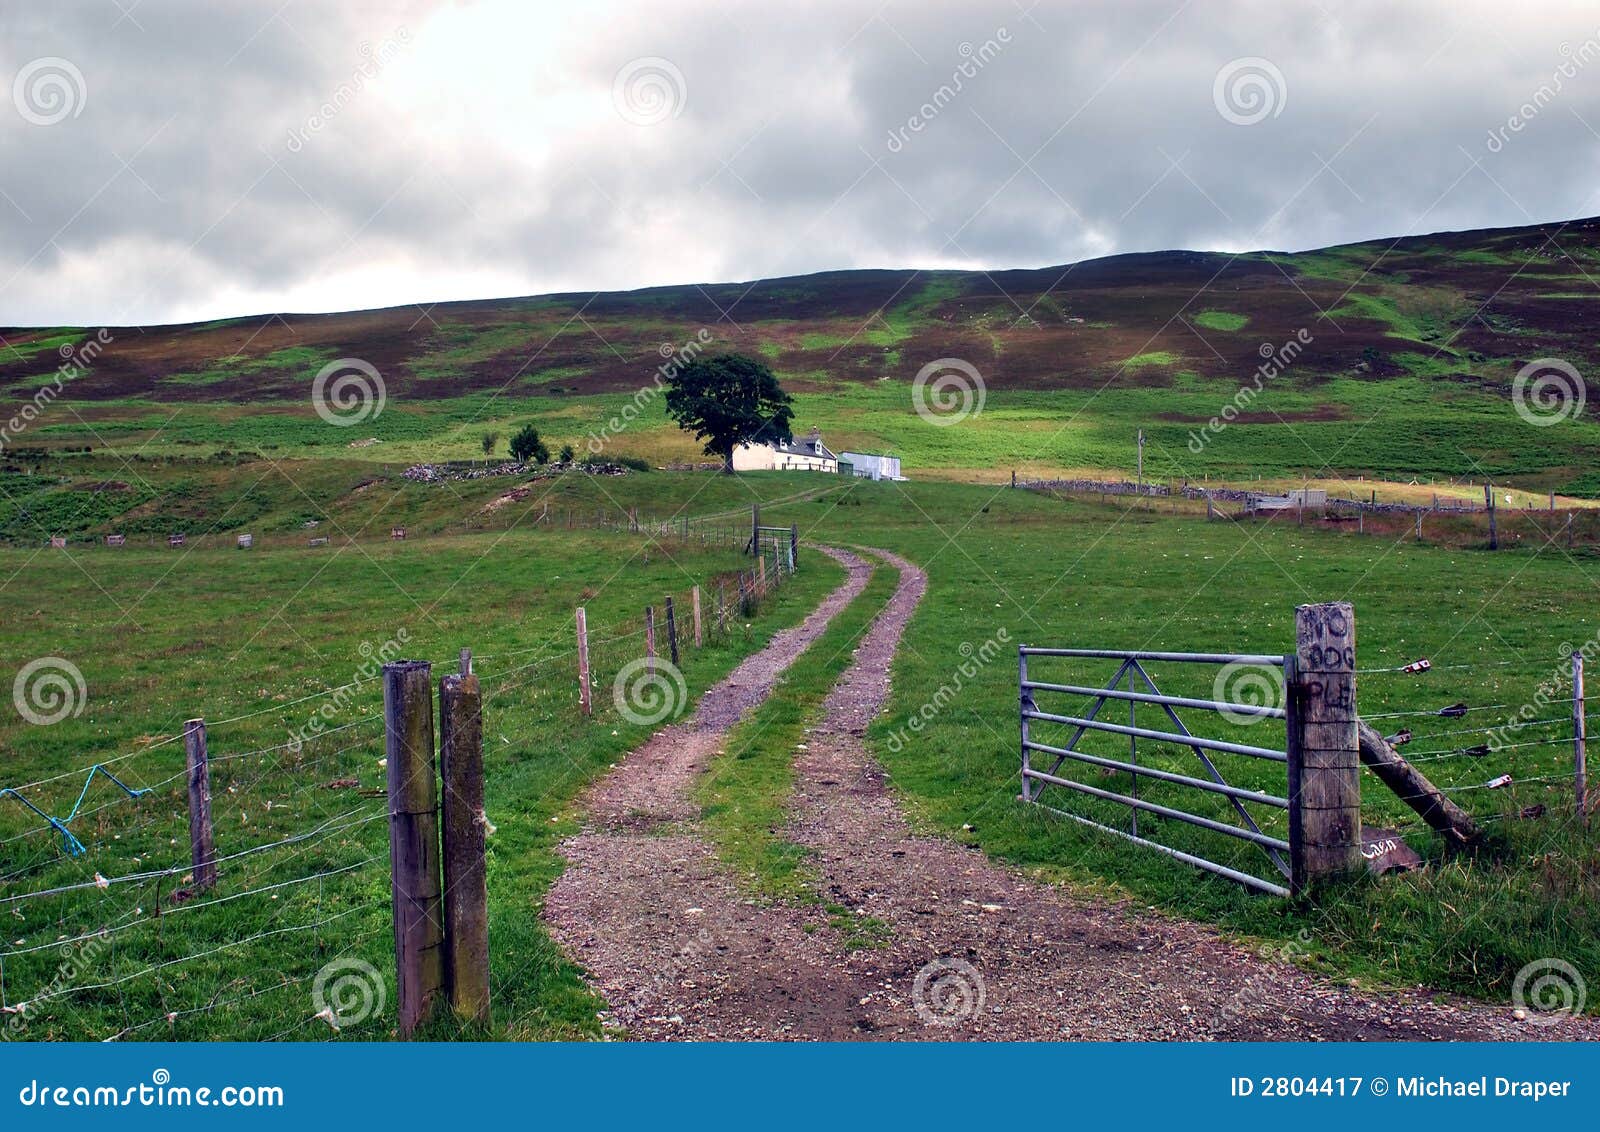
[774, 429, 835, 461]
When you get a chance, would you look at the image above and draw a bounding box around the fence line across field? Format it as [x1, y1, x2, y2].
[0, 505, 809, 1038]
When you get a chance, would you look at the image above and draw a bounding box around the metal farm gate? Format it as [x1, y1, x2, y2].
[1019, 646, 1297, 897]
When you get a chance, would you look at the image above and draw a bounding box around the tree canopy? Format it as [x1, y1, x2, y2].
[663, 353, 794, 473]
[509, 424, 549, 464]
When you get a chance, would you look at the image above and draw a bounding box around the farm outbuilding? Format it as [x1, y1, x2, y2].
[839, 451, 906, 482]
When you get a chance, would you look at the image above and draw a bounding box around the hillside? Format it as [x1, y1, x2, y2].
[4, 216, 1600, 491]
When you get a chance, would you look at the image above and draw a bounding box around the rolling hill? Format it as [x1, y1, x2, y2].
[3, 215, 1600, 493]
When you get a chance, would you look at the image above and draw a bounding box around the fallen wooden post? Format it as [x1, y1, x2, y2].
[1356, 720, 1484, 846]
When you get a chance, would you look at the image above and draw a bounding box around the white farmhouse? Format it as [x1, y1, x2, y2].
[839, 450, 905, 481]
[732, 428, 839, 473]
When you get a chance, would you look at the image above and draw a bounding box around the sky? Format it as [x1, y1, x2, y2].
[3, 0, 1600, 327]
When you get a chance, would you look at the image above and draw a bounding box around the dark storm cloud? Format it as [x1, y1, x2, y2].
[2, 0, 1599, 325]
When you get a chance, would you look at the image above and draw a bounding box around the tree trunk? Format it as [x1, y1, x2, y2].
[722, 450, 735, 474]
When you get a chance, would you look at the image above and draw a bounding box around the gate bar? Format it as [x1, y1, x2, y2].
[1023, 680, 1286, 720]
[1033, 803, 1290, 898]
[1023, 710, 1288, 761]
[1020, 648, 1287, 666]
[1023, 771, 1291, 851]
[1022, 741, 1289, 808]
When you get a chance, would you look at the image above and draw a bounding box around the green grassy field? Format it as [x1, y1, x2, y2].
[0, 483, 845, 1041]
[3, 461, 1597, 1038]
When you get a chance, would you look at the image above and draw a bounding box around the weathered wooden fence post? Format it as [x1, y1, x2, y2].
[183, 718, 216, 892]
[757, 555, 767, 597]
[384, 660, 444, 1038]
[575, 607, 592, 716]
[1485, 482, 1498, 549]
[440, 669, 490, 1025]
[665, 596, 680, 667]
[458, 648, 471, 676]
[1287, 603, 1362, 895]
[751, 505, 760, 555]
[1575, 654, 1588, 823]
[789, 524, 798, 572]
[692, 585, 703, 648]
[645, 605, 656, 674]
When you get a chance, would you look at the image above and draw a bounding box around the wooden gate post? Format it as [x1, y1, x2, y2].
[1287, 603, 1362, 895]
[440, 669, 490, 1025]
[691, 586, 703, 648]
[183, 718, 216, 892]
[751, 505, 760, 556]
[575, 607, 592, 716]
[758, 555, 767, 597]
[384, 660, 444, 1038]
[1485, 482, 1498, 549]
[665, 596, 680, 667]
[789, 524, 798, 572]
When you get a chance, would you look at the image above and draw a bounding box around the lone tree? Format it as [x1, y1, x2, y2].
[481, 431, 500, 460]
[664, 353, 794, 474]
[509, 424, 549, 464]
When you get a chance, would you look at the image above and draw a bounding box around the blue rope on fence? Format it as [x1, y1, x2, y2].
[0, 766, 152, 856]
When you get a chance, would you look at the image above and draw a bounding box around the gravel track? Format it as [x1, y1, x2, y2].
[545, 547, 1596, 1041]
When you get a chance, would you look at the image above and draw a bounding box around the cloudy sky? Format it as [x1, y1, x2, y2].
[3, 0, 1600, 327]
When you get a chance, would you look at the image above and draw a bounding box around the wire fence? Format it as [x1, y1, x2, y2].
[0, 508, 801, 1041]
